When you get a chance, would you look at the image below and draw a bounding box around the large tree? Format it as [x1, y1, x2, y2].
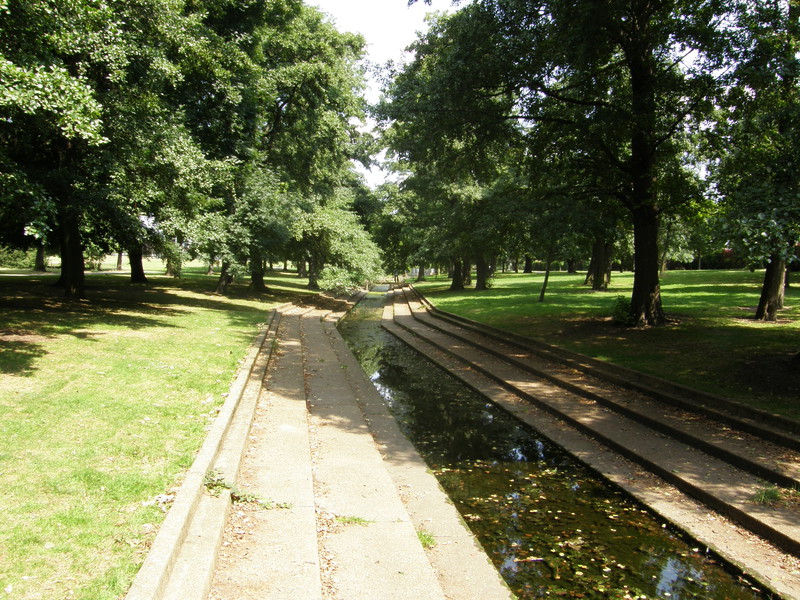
[0, 0, 230, 297]
[713, 0, 800, 321]
[402, 0, 731, 325]
[1, 0, 375, 297]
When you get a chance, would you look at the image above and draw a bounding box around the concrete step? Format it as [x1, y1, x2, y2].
[390, 290, 800, 555]
[301, 309, 448, 600]
[385, 288, 800, 599]
[209, 313, 323, 600]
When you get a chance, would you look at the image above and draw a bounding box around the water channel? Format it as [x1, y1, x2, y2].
[338, 289, 773, 599]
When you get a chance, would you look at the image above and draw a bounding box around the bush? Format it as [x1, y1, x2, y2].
[0, 246, 36, 269]
[611, 295, 636, 326]
[318, 265, 367, 295]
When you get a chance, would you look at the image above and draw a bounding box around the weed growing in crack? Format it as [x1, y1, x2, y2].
[417, 529, 437, 549]
[204, 470, 291, 509]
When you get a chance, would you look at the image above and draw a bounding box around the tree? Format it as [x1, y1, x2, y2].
[0, 0, 234, 297]
[1, 0, 373, 299]
[713, 0, 800, 321]
[292, 191, 383, 292]
[404, 0, 732, 325]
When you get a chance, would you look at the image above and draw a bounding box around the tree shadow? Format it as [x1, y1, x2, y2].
[0, 271, 313, 375]
[0, 337, 48, 374]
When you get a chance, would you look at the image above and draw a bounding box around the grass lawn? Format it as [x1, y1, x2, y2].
[412, 269, 800, 420]
[0, 261, 312, 599]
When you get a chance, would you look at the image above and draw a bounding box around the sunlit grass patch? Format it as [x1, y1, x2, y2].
[412, 269, 800, 420]
[0, 267, 310, 599]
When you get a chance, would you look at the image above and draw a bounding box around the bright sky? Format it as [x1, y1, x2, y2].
[310, 0, 455, 76]
[309, 0, 456, 186]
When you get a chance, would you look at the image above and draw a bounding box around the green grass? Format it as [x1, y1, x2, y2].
[417, 529, 437, 549]
[0, 262, 312, 599]
[412, 269, 800, 420]
[334, 515, 372, 526]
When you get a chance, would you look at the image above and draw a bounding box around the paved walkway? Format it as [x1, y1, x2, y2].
[206, 304, 513, 599]
[126, 289, 800, 600]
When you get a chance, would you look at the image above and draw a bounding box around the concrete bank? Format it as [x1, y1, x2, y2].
[126, 294, 513, 600]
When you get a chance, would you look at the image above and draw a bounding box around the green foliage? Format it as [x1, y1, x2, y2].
[0, 246, 35, 268]
[751, 485, 782, 506]
[204, 470, 290, 510]
[0, 0, 371, 297]
[711, 2, 800, 266]
[294, 192, 384, 292]
[0, 58, 105, 144]
[382, 0, 734, 325]
[610, 295, 636, 327]
[417, 529, 437, 549]
[336, 515, 372, 526]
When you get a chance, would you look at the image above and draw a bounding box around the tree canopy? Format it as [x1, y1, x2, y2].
[0, 0, 381, 297]
[385, 0, 799, 324]
[2, 0, 799, 323]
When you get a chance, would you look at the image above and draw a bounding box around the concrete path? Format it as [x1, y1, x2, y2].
[205, 303, 512, 600]
[127, 288, 800, 600]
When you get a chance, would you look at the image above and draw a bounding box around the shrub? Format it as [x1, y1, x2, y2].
[611, 295, 636, 326]
[0, 246, 36, 269]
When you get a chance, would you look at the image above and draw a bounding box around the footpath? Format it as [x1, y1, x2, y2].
[124, 288, 800, 600]
[125, 297, 514, 600]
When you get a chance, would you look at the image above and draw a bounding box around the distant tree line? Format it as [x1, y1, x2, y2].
[0, 0, 383, 297]
[377, 0, 800, 324]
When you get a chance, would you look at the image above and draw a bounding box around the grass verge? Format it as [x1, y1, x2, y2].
[412, 269, 800, 420]
[0, 264, 310, 599]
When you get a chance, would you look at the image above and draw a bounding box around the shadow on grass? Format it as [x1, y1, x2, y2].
[0, 269, 313, 375]
[413, 271, 800, 420]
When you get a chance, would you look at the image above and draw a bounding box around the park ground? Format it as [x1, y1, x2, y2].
[0, 261, 798, 598]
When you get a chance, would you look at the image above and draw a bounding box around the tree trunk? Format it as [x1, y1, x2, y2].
[164, 258, 179, 278]
[461, 255, 471, 286]
[416, 262, 426, 282]
[250, 248, 267, 292]
[539, 249, 553, 302]
[625, 27, 665, 326]
[523, 255, 533, 273]
[128, 244, 148, 283]
[566, 258, 576, 274]
[58, 212, 85, 299]
[449, 259, 465, 291]
[755, 256, 786, 321]
[475, 254, 491, 290]
[307, 255, 321, 290]
[659, 220, 673, 274]
[298, 260, 307, 278]
[585, 238, 614, 291]
[216, 261, 234, 294]
[116, 251, 124, 271]
[34, 244, 47, 272]
[630, 205, 665, 326]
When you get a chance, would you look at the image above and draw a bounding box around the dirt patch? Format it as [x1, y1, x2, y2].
[0, 329, 50, 343]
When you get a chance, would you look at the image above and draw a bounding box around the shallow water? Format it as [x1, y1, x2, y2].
[338, 291, 771, 599]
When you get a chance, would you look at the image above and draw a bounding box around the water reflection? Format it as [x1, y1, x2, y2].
[339, 294, 770, 599]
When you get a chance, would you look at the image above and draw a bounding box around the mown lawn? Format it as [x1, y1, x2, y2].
[412, 269, 800, 420]
[0, 264, 311, 599]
